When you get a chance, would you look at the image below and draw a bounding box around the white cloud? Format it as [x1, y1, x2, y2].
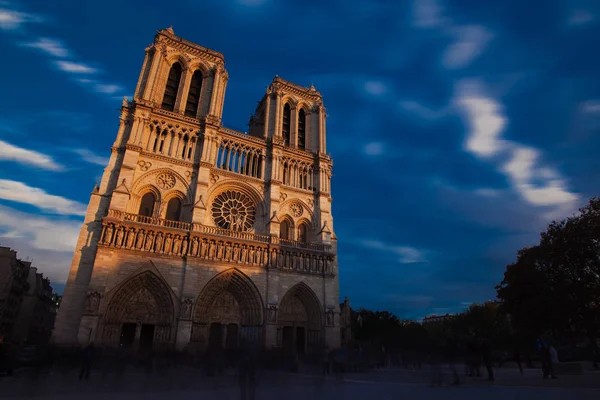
[0, 179, 87, 216]
[0, 205, 80, 252]
[361, 239, 427, 264]
[398, 100, 448, 120]
[453, 80, 507, 158]
[364, 142, 384, 156]
[94, 83, 122, 94]
[0, 139, 64, 171]
[55, 60, 97, 74]
[364, 80, 388, 96]
[442, 25, 492, 69]
[0, 6, 41, 30]
[22, 37, 69, 57]
[412, 0, 443, 28]
[568, 9, 594, 26]
[72, 148, 109, 166]
[581, 100, 600, 113]
[454, 79, 579, 210]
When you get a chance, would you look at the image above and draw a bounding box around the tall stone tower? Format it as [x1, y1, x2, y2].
[53, 28, 339, 353]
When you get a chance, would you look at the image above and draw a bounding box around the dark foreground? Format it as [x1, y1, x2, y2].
[1, 364, 599, 400]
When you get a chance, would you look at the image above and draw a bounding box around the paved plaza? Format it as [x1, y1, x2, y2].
[1, 366, 598, 400]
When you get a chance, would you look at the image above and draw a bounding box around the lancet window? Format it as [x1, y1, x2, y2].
[282, 103, 291, 146]
[161, 62, 182, 112]
[185, 70, 203, 117]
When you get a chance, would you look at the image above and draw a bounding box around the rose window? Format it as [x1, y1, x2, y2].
[211, 190, 256, 232]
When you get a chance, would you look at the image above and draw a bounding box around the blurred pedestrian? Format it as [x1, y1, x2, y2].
[79, 342, 95, 381]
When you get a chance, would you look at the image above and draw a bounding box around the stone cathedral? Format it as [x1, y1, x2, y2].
[53, 28, 339, 354]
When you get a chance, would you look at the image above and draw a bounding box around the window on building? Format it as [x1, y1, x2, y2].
[298, 224, 307, 242]
[185, 70, 203, 117]
[298, 108, 306, 150]
[161, 62, 182, 111]
[282, 103, 291, 145]
[165, 198, 182, 221]
[280, 220, 290, 240]
[139, 193, 156, 217]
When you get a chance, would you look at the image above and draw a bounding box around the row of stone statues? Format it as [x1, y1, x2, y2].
[100, 223, 334, 274]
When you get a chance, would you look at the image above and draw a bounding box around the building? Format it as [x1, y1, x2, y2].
[53, 27, 339, 354]
[421, 314, 455, 324]
[0, 246, 31, 342]
[339, 297, 353, 345]
[12, 267, 58, 345]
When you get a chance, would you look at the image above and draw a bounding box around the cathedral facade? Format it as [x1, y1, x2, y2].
[53, 28, 339, 353]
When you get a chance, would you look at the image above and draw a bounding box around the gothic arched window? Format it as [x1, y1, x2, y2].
[298, 108, 306, 150]
[282, 103, 291, 146]
[298, 224, 307, 243]
[280, 220, 290, 240]
[165, 198, 182, 221]
[185, 70, 203, 117]
[161, 62, 182, 112]
[139, 192, 156, 217]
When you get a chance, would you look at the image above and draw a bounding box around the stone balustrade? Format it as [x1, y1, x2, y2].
[101, 210, 334, 276]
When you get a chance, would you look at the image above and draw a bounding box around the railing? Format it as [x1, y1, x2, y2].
[105, 210, 332, 252]
[219, 127, 266, 145]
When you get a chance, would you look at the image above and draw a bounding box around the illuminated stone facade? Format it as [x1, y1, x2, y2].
[53, 27, 339, 353]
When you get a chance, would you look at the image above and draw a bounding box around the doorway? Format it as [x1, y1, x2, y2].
[119, 323, 136, 348]
[225, 324, 238, 349]
[139, 324, 155, 352]
[282, 326, 294, 353]
[209, 323, 223, 349]
[296, 327, 306, 355]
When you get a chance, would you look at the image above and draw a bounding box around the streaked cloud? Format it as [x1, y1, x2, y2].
[568, 9, 594, 26]
[442, 25, 493, 69]
[22, 37, 69, 57]
[361, 239, 428, 264]
[0, 6, 41, 30]
[364, 142, 384, 156]
[0, 204, 80, 252]
[72, 148, 109, 166]
[581, 100, 600, 113]
[55, 60, 97, 74]
[94, 83, 122, 94]
[453, 80, 578, 210]
[0, 179, 87, 216]
[363, 80, 388, 97]
[0, 139, 64, 171]
[398, 100, 448, 120]
[412, 0, 443, 28]
[454, 80, 507, 158]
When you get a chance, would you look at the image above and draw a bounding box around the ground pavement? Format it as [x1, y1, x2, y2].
[1, 364, 598, 399]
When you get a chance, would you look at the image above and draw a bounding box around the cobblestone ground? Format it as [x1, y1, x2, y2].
[1, 365, 598, 399]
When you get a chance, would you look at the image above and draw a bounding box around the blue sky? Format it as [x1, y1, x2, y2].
[1, 0, 599, 320]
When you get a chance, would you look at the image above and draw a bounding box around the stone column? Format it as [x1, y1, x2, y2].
[134, 48, 151, 99]
[274, 93, 282, 138]
[209, 66, 221, 117]
[144, 45, 165, 101]
[263, 94, 271, 138]
[175, 67, 192, 114]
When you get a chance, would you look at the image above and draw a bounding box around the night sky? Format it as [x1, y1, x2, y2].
[1, 0, 599, 320]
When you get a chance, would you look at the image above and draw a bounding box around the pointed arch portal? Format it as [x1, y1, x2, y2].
[102, 270, 175, 351]
[191, 269, 264, 350]
[278, 283, 323, 354]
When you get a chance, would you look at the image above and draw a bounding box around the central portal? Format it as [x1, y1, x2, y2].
[191, 269, 264, 349]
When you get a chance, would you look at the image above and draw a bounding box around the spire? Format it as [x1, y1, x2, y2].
[164, 26, 175, 35]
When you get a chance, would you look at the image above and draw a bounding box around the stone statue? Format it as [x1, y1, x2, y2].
[216, 242, 224, 260]
[254, 247, 261, 264]
[201, 240, 208, 258]
[164, 235, 172, 254]
[225, 243, 232, 261]
[271, 249, 277, 267]
[181, 236, 189, 256]
[248, 247, 255, 264]
[136, 230, 145, 249]
[267, 305, 277, 323]
[241, 246, 247, 263]
[181, 298, 193, 319]
[191, 237, 198, 257]
[126, 229, 135, 248]
[144, 231, 154, 251]
[208, 241, 216, 258]
[155, 232, 164, 253]
[233, 245, 240, 262]
[103, 224, 114, 245]
[173, 235, 181, 255]
[115, 227, 124, 247]
[326, 310, 334, 326]
[85, 292, 101, 314]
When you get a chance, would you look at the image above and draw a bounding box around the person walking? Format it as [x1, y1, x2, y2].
[548, 345, 559, 379]
[79, 342, 95, 381]
[480, 339, 494, 381]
